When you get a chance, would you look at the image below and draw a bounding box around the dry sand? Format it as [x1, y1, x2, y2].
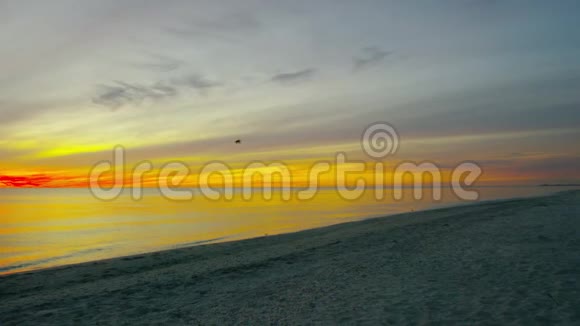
[1, 191, 579, 325]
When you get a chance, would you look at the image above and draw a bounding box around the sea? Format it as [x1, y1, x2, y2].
[0, 186, 577, 275]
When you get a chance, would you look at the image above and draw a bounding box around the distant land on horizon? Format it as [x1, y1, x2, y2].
[538, 183, 580, 187]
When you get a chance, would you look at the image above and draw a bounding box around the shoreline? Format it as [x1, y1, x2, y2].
[2, 190, 579, 324]
[1, 188, 570, 277]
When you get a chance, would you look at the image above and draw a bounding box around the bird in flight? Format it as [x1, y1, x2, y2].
[235, 139, 241, 144]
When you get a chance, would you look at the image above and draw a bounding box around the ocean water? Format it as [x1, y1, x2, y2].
[0, 186, 576, 275]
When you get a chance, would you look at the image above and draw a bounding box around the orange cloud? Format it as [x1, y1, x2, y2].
[0, 174, 54, 187]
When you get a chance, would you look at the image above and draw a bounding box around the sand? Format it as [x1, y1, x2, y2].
[1, 191, 579, 325]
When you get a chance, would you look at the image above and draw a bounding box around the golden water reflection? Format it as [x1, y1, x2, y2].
[0, 186, 573, 275]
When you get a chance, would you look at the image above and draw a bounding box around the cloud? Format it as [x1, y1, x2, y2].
[93, 74, 223, 109]
[0, 174, 54, 187]
[271, 69, 316, 84]
[92, 81, 177, 110]
[171, 74, 223, 94]
[353, 46, 392, 70]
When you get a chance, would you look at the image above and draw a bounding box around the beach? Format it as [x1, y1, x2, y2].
[1, 190, 578, 325]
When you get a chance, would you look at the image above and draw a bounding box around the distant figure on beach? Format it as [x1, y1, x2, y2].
[235, 139, 241, 144]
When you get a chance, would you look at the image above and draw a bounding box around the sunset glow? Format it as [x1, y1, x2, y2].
[1, 2, 579, 188]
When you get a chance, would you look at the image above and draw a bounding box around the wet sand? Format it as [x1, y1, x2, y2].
[1, 191, 579, 325]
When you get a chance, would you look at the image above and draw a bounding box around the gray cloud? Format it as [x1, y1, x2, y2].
[93, 74, 223, 109]
[353, 47, 392, 70]
[271, 69, 316, 85]
[92, 81, 178, 110]
[171, 74, 223, 94]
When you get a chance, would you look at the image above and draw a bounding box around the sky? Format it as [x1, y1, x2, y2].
[0, 0, 579, 187]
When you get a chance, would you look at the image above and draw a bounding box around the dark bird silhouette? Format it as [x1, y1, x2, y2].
[235, 139, 241, 144]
